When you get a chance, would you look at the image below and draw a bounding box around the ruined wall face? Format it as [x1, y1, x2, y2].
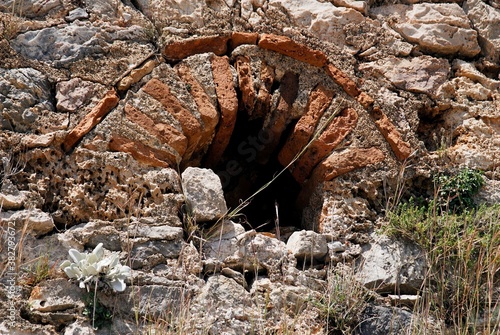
[0, 0, 499, 333]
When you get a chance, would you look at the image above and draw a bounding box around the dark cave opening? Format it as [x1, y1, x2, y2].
[211, 108, 302, 231]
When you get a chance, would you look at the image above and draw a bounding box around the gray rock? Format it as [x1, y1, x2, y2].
[181, 167, 228, 222]
[356, 233, 426, 295]
[328, 241, 346, 253]
[0, 0, 63, 19]
[371, 4, 481, 57]
[130, 239, 183, 268]
[28, 278, 85, 313]
[63, 319, 94, 335]
[65, 8, 89, 22]
[11, 24, 102, 65]
[357, 304, 413, 335]
[0, 68, 53, 132]
[203, 220, 246, 273]
[0, 209, 55, 237]
[359, 56, 450, 97]
[189, 275, 256, 334]
[286, 230, 328, 262]
[0, 179, 27, 210]
[128, 224, 183, 240]
[55, 78, 102, 113]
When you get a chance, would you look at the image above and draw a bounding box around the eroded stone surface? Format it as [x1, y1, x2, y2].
[356, 233, 426, 295]
[386, 3, 481, 57]
[63, 89, 120, 152]
[2, 1, 500, 333]
[181, 167, 228, 222]
[465, 0, 500, 63]
[287, 230, 328, 261]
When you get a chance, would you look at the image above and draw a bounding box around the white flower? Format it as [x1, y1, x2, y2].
[60, 243, 131, 292]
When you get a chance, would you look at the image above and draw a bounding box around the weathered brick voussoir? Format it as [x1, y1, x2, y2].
[175, 62, 219, 157]
[124, 103, 188, 158]
[258, 34, 328, 68]
[371, 107, 412, 161]
[63, 89, 120, 152]
[292, 107, 359, 184]
[230, 32, 259, 51]
[141, 78, 203, 161]
[278, 85, 335, 168]
[204, 55, 239, 167]
[108, 134, 174, 168]
[297, 147, 385, 207]
[163, 35, 230, 61]
[323, 63, 361, 98]
[235, 55, 257, 115]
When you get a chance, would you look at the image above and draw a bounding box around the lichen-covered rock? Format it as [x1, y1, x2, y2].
[358, 304, 414, 335]
[181, 167, 228, 222]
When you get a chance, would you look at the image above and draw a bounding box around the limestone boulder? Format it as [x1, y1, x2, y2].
[286, 230, 328, 262]
[0, 0, 64, 19]
[181, 167, 228, 222]
[465, 0, 500, 63]
[359, 56, 450, 97]
[188, 275, 257, 334]
[372, 3, 481, 57]
[11, 22, 154, 85]
[356, 233, 426, 295]
[269, 0, 366, 52]
[25, 278, 84, 328]
[0, 68, 55, 133]
[0, 209, 54, 237]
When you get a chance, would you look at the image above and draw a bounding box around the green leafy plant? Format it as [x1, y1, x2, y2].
[382, 167, 499, 334]
[434, 168, 485, 213]
[82, 291, 113, 330]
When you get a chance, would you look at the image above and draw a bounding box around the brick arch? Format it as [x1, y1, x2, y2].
[62, 32, 411, 191]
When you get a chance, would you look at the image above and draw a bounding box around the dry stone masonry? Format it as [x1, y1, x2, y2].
[1, 0, 499, 334]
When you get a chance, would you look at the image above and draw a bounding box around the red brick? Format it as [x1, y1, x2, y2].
[163, 35, 230, 61]
[175, 63, 219, 155]
[292, 107, 359, 183]
[278, 85, 334, 167]
[235, 55, 256, 115]
[371, 107, 412, 161]
[63, 89, 119, 152]
[204, 56, 239, 167]
[230, 32, 259, 51]
[142, 78, 202, 160]
[258, 34, 328, 68]
[109, 134, 174, 168]
[124, 103, 187, 158]
[324, 63, 361, 98]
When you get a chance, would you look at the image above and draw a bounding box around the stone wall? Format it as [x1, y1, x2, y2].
[0, 0, 499, 334]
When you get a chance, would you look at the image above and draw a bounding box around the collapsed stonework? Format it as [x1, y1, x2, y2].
[0, 0, 499, 334]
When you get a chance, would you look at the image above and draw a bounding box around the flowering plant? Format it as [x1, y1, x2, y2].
[60, 243, 131, 292]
